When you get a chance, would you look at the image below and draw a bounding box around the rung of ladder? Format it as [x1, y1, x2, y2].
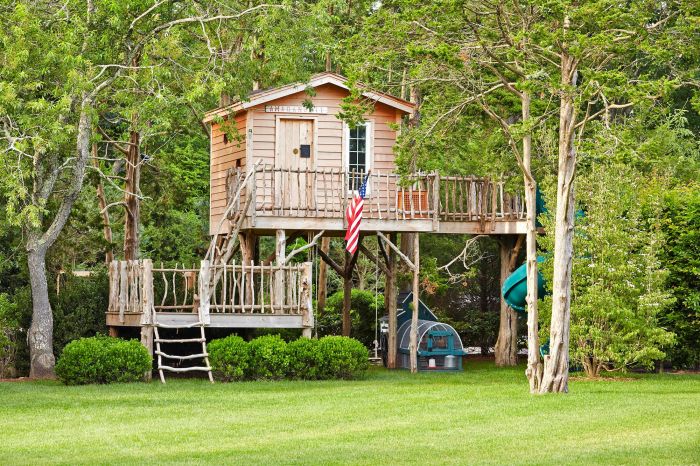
[159, 365, 212, 373]
[155, 337, 206, 344]
[155, 351, 208, 360]
[155, 322, 204, 329]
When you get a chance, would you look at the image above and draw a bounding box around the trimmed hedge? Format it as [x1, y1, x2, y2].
[246, 335, 289, 380]
[55, 336, 151, 385]
[207, 335, 249, 381]
[207, 335, 369, 382]
[316, 336, 369, 380]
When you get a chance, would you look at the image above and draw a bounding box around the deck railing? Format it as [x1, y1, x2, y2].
[226, 165, 526, 228]
[107, 259, 313, 326]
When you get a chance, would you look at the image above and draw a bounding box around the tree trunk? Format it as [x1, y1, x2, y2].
[27, 247, 55, 379]
[92, 144, 113, 263]
[409, 233, 420, 373]
[317, 237, 330, 314]
[123, 129, 140, 261]
[520, 91, 543, 393]
[385, 233, 398, 369]
[399, 233, 414, 292]
[25, 100, 93, 378]
[495, 236, 518, 366]
[540, 35, 577, 394]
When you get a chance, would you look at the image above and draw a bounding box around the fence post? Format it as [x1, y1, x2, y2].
[140, 259, 154, 326]
[432, 172, 440, 231]
[118, 261, 127, 323]
[108, 260, 119, 314]
[249, 167, 257, 227]
[301, 261, 314, 338]
[199, 260, 211, 325]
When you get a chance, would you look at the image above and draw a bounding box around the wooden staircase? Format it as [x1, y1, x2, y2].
[153, 320, 213, 384]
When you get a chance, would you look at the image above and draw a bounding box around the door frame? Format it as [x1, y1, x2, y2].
[274, 115, 319, 169]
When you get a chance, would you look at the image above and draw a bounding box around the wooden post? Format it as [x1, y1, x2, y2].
[274, 230, 286, 307]
[432, 172, 440, 231]
[108, 260, 119, 314]
[386, 233, 398, 369]
[140, 259, 153, 325]
[317, 236, 330, 313]
[118, 261, 127, 323]
[301, 261, 313, 338]
[410, 233, 420, 373]
[240, 231, 255, 304]
[199, 260, 211, 325]
[108, 327, 119, 338]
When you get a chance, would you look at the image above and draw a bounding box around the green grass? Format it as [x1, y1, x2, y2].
[1, 362, 698, 465]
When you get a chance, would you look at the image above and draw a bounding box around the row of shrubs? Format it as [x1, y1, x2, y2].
[207, 335, 369, 381]
[55, 334, 369, 384]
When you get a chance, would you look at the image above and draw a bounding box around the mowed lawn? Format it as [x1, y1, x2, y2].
[1, 361, 698, 465]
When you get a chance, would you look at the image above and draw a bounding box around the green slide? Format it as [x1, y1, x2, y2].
[501, 257, 547, 313]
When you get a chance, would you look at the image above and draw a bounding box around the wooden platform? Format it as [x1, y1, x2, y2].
[107, 312, 305, 328]
[240, 216, 528, 235]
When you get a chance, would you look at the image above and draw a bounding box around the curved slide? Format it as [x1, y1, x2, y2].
[501, 257, 547, 313]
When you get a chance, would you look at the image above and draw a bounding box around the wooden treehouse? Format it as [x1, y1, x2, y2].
[106, 72, 529, 379]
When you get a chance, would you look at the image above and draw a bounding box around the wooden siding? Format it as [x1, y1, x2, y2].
[209, 83, 404, 234]
[210, 112, 247, 233]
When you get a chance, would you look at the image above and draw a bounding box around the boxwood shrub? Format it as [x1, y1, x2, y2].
[316, 336, 369, 380]
[207, 335, 250, 381]
[55, 336, 151, 385]
[207, 335, 369, 382]
[247, 334, 289, 380]
[287, 338, 320, 380]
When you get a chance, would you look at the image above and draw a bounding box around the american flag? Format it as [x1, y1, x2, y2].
[344, 173, 369, 255]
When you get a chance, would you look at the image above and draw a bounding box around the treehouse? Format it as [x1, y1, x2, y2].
[202, 72, 528, 237]
[105, 73, 530, 381]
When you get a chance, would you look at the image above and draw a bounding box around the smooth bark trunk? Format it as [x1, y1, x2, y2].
[27, 248, 54, 378]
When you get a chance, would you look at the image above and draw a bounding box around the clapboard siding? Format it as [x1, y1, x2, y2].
[209, 82, 407, 233]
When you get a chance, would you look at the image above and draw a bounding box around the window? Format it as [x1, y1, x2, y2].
[346, 122, 371, 192]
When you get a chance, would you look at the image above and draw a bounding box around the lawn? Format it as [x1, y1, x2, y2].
[1, 361, 698, 465]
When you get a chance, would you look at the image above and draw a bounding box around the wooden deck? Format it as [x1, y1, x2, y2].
[224, 166, 528, 235]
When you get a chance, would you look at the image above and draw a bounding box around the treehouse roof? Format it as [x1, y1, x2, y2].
[202, 72, 415, 123]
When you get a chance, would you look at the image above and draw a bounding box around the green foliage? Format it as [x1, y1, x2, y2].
[660, 186, 700, 368]
[316, 336, 369, 380]
[539, 165, 675, 376]
[246, 335, 289, 380]
[321, 289, 384, 346]
[206, 335, 368, 382]
[207, 335, 250, 382]
[52, 271, 109, 356]
[287, 338, 320, 380]
[0, 293, 19, 377]
[55, 336, 151, 385]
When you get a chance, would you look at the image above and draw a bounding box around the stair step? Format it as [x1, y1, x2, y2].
[156, 351, 208, 360]
[159, 365, 211, 373]
[155, 337, 206, 344]
[155, 322, 205, 329]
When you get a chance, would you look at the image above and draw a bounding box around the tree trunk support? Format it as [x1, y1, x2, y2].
[495, 235, 520, 367]
[317, 236, 330, 314]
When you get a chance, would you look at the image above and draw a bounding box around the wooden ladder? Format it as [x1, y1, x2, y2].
[153, 320, 214, 384]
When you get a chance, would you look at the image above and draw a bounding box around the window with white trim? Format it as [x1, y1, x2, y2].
[346, 122, 371, 192]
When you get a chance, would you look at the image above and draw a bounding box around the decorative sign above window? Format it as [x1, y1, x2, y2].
[265, 105, 328, 114]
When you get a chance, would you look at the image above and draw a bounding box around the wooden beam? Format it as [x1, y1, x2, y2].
[317, 236, 330, 313]
[359, 243, 389, 276]
[317, 245, 344, 276]
[376, 231, 416, 271]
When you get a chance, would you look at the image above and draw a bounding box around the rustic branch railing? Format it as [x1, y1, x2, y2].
[108, 259, 313, 326]
[225, 165, 526, 227]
